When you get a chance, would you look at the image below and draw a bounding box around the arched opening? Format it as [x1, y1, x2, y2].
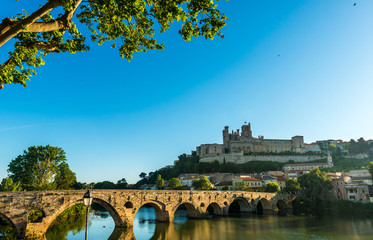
[45, 198, 123, 240]
[206, 203, 222, 217]
[133, 202, 165, 240]
[124, 201, 133, 208]
[257, 198, 272, 215]
[174, 202, 199, 223]
[45, 202, 115, 239]
[228, 198, 251, 216]
[28, 209, 46, 223]
[276, 200, 288, 216]
[0, 213, 17, 239]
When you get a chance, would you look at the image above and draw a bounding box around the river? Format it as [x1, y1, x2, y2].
[45, 206, 373, 240]
[2, 206, 373, 239]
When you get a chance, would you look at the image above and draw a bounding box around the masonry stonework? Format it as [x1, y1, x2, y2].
[0, 190, 294, 239]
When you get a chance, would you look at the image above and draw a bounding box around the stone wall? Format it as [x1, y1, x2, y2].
[0, 190, 295, 239]
[199, 153, 324, 164]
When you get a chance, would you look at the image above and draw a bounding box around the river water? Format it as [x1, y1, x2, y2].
[44, 206, 373, 240]
[2, 206, 373, 239]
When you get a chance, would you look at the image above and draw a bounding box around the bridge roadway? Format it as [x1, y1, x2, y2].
[0, 190, 294, 239]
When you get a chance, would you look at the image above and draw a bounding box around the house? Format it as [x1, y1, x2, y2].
[215, 181, 234, 190]
[178, 174, 201, 187]
[277, 176, 287, 190]
[233, 176, 263, 190]
[345, 183, 370, 202]
[331, 176, 351, 200]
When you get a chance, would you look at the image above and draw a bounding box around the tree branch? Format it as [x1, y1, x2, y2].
[0, 0, 77, 47]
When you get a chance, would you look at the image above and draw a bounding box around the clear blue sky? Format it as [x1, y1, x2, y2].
[1, 0, 372, 184]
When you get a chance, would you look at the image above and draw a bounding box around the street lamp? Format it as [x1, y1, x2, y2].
[83, 190, 93, 240]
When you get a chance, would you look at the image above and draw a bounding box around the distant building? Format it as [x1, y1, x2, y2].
[233, 176, 263, 190]
[331, 176, 351, 200]
[196, 123, 306, 156]
[178, 174, 201, 187]
[304, 142, 321, 153]
[345, 184, 370, 202]
[215, 181, 234, 190]
[282, 162, 332, 172]
[277, 176, 287, 190]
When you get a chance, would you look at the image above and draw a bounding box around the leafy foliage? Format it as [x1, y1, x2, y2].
[264, 182, 280, 193]
[234, 181, 252, 191]
[28, 209, 45, 223]
[0, 216, 17, 240]
[0, 0, 227, 89]
[117, 178, 128, 189]
[192, 176, 212, 190]
[284, 179, 300, 193]
[155, 174, 164, 189]
[0, 177, 22, 192]
[54, 162, 77, 190]
[8, 145, 71, 191]
[348, 138, 371, 154]
[93, 181, 117, 189]
[298, 168, 332, 202]
[168, 177, 183, 189]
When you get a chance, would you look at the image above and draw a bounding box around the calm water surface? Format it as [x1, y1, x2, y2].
[40, 207, 373, 240]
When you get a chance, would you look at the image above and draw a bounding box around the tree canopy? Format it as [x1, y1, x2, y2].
[0, 177, 22, 192]
[0, 0, 227, 89]
[7, 145, 76, 190]
[298, 168, 332, 201]
[192, 175, 212, 190]
[168, 177, 182, 189]
[264, 182, 280, 193]
[155, 174, 164, 189]
[234, 181, 252, 191]
[284, 179, 300, 193]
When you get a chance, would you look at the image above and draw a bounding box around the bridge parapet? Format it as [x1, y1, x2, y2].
[0, 190, 294, 239]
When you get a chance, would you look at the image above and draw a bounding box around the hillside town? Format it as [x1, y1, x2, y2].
[141, 123, 373, 204]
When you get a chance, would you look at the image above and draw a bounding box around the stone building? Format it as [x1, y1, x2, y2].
[196, 123, 306, 157]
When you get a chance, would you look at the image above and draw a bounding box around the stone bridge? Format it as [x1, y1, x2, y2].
[0, 190, 295, 239]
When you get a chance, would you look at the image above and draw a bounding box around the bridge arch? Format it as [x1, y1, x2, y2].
[172, 202, 200, 219]
[257, 198, 272, 215]
[228, 197, 251, 215]
[134, 200, 168, 222]
[0, 212, 19, 238]
[206, 202, 223, 216]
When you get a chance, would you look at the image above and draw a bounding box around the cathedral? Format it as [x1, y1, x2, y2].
[196, 123, 305, 157]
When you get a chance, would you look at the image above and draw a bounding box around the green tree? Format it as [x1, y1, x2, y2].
[234, 181, 252, 191]
[0, 177, 22, 192]
[155, 174, 164, 190]
[298, 168, 332, 201]
[284, 179, 300, 193]
[265, 182, 280, 193]
[117, 178, 128, 189]
[168, 178, 183, 189]
[8, 145, 68, 191]
[192, 176, 212, 190]
[54, 162, 77, 190]
[139, 172, 147, 180]
[93, 181, 117, 189]
[0, 0, 227, 89]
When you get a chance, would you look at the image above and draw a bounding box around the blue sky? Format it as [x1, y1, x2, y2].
[1, 0, 373, 184]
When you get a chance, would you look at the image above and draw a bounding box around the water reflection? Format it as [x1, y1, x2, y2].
[21, 206, 373, 240]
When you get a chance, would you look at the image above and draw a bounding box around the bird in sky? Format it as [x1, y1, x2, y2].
[354, 3, 357, 6]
